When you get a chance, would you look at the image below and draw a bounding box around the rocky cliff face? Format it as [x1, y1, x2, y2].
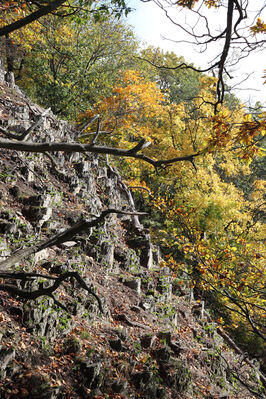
[0, 75, 264, 399]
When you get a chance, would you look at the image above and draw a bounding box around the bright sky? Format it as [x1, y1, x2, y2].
[126, 0, 266, 106]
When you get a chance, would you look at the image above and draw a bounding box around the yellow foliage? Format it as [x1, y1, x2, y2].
[79, 69, 265, 339]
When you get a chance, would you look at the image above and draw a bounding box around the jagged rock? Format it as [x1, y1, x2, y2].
[152, 346, 171, 363]
[74, 161, 91, 176]
[111, 380, 128, 394]
[156, 331, 182, 355]
[0, 237, 10, 259]
[131, 369, 152, 388]
[170, 342, 182, 356]
[69, 152, 82, 163]
[101, 242, 114, 269]
[63, 336, 81, 354]
[131, 369, 157, 399]
[123, 278, 141, 294]
[80, 360, 104, 389]
[208, 352, 227, 378]
[34, 249, 54, 264]
[20, 161, 35, 182]
[114, 246, 127, 264]
[28, 374, 63, 399]
[20, 193, 61, 227]
[139, 298, 155, 312]
[152, 245, 161, 266]
[113, 328, 129, 342]
[140, 334, 156, 349]
[159, 359, 192, 392]
[157, 267, 172, 301]
[0, 348, 15, 378]
[0, 221, 18, 235]
[109, 338, 126, 352]
[47, 263, 68, 274]
[0, 57, 5, 82]
[23, 297, 73, 340]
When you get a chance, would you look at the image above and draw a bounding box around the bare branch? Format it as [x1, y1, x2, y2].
[77, 114, 100, 136]
[0, 271, 104, 313]
[0, 209, 147, 272]
[90, 117, 101, 145]
[0, 138, 201, 168]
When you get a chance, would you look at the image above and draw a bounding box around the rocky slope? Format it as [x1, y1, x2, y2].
[0, 74, 265, 399]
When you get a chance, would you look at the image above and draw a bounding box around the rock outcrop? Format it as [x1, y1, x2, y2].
[0, 71, 265, 399]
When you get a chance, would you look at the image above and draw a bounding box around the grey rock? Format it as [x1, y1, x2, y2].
[0, 348, 15, 378]
[61, 241, 77, 248]
[152, 346, 171, 363]
[101, 242, 114, 269]
[34, 248, 53, 264]
[74, 161, 90, 176]
[111, 380, 128, 394]
[38, 387, 63, 399]
[219, 392, 230, 399]
[123, 278, 141, 294]
[109, 338, 125, 352]
[140, 334, 156, 349]
[81, 361, 103, 389]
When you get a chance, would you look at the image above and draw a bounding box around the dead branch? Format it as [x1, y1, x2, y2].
[90, 118, 101, 145]
[0, 208, 147, 272]
[144, 0, 264, 111]
[0, 138, 200, 168]
[0, 271, 104, 313]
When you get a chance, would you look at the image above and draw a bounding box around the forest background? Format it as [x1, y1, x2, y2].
[0, 0, 265, 369]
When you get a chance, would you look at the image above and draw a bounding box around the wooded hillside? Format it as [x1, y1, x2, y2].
[0, 1, 265, 398]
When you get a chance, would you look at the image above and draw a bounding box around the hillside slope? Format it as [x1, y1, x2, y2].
[0, 75, 265, 399]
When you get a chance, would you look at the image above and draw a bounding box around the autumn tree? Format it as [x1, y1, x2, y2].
[0, 0, 131, 37]
[136, 47, 200, 104]
[78, 66, 265, 350]
[0, 0, 265, 355]
[16, 16, 137, 118]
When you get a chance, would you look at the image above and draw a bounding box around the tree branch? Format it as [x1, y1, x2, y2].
[0, 138, 201, 168]
[0, 271, 104, 313]
[0, 209, 147, 272]
[0, 0, 66, 37]
[0, 209, 148, 313]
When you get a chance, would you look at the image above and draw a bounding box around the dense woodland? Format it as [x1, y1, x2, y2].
[0, 1, 265, 398]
